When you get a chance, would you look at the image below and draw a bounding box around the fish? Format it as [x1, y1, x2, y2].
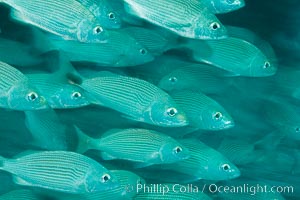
[122, 0, 228, 39]
[48, 30, 154, 67]
[24, 109, 68, 151]
[155, 138, 241, 181]
[75, 127, 190, 167]
[79, 72, 188, 127]
[170, 90, 234, 130]
[61, 170, 145, 200]
[0, 151, 119, 193]
[262, 98, 300, 141]
[217, 138, 265, 165]
[76, 0, 122, 29]
[157, 62, 233, 93]
[201, 0, 245, 14]
[0, 61, 48, 110]
[0, 0, 109, 42]
[27, 73, 91, 109]
[120, 27, 178, 56]
[182, 35, 277, 77]
[134, 183, 212, 200]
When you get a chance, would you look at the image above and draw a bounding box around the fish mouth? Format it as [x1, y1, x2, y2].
[37, 96, 50, 110]
[229, 168, 241, 179]
[239, 0, 246, 8]
[223, 120, 235, 129]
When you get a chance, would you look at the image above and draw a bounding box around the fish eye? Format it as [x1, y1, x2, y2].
[27, 92, 39, 102]
[108, 12, 116, 19]
[167, 107, 178, 117]
[210, 22, 221, 30]
[93, 26, 103, 34]
[139, 48, 147, 55]
[101, 174, 111, 183]
[213, 112, 223, 120]
[263, 61, 271, 69]
[72, 91, 82, 99]
[295, 127, 300, 132]
[168, 77, 177, 83]
[174, 146, 183, 154]
[221, 164, 231, 171]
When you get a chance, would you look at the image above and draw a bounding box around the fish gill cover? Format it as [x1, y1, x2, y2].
[0, 0, 298, 199]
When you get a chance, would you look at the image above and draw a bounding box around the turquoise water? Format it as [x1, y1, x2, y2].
[0, 0, 299, 199]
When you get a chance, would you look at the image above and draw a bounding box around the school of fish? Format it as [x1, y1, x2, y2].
[0, 0, 298, 199]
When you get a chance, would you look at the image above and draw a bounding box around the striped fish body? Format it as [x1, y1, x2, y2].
[123, 0, 227, 39]
[1, 0, 108, 42]
[0, 151, 118, 194]
[80, 73, 188, 127]
[0, 61, 27, 92]
[188, 37, 276, 77]
[217, 139, 258, 165]
[158, 62, 232, 93]
[49, 31, 154, 67]
[97, 129, 190, 164]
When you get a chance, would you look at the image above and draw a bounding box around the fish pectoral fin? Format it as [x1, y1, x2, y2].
[100, 151, 117, 160]
[10, 9, 28, 22]
[123, 2, 141, 17]
[133, 162, 154, 169]
[121, 114, 143, 123]
[13, 176, 32, 186]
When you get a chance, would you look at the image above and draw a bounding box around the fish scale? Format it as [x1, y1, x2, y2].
[81, 75, 168, 116]
[5, 0, 95, 25]
[0, 62, 27, 91]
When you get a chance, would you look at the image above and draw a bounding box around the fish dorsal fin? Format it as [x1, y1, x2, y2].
[12, 176, 33, 186]
[123, 2, 140, 18]
[100, 151, 118, 160]
[0, 62, 28, 92]
[10, 9, 28, 23]
[133, 161, 155, 169]
[100, 128, 123, 139]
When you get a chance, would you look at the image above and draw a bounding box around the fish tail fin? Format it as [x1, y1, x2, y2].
[0, 155, 7, 170]
[42, 51, 84, 85]
[74, 125, 96, 154]
[30, 27, 57, 53]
